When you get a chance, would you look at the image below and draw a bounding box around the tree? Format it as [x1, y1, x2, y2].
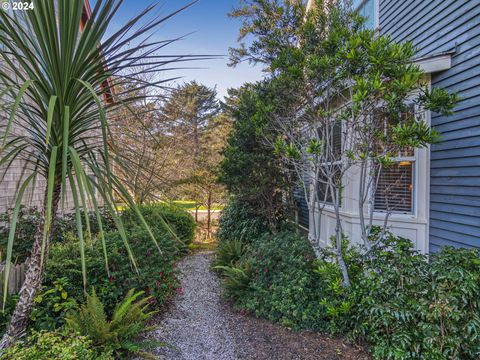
[161, 82, 227, 237]
[0, 0, 197, 348]
[229, 0, 458, 286]
[162, 81, 220, 158]
[110, 81, 178, 205]
[219, 83, 295, 231]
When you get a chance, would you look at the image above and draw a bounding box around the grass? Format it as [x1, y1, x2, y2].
[115, 200, 224, 212]
[170, 200, 224, 211]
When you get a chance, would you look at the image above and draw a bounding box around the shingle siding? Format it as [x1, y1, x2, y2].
[380, 0, 480, 252]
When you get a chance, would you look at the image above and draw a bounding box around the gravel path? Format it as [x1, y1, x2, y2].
[151, 251, 236, 360]
[149, 251, 370, 360]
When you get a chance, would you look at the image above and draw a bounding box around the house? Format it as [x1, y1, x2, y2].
[0, 0, 111, 214]
[298, 0, 480, 253]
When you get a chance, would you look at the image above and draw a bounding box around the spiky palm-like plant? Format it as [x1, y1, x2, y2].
[0, 0, 198, 348]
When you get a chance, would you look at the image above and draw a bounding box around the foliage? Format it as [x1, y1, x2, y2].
[216, 226, 480, 358]
[316, 232, 480, 360]
[0, 296, 17, 336]
[212, 239, 246, 270]
[122, 203, 196, 245]
[215, 260, 252, 299]
[1, 330, 113, 360]
[219, 84, 294, 230]
[45, 226, 179, 316]
[66, 289, 158, 358]
[30, 278, 78, 332]
[0, 0, 198, 344]
[0, 207, 39, 263]
[50, 209, 116, 243]
[216, 198, 271, 243]
[217, 231, 328, 330]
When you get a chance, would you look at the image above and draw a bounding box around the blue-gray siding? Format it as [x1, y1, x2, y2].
[380, 0, 480, 251]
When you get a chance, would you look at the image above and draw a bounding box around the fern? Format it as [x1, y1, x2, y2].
[214, 260, 252, 298]
[66, 289, 160, 359]
[212, 239, 245, 270]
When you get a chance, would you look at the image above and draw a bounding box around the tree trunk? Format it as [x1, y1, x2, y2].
[0, 184, 61, 350]
[206, 191, 212, 239]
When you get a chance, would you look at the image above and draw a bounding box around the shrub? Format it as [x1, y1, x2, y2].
[1, 330, 113, 360]
[30, 278, 78, 331]
[317, 233, 480, 360]
[214, 260, 252, 298]
[66, 289, 158, 358]
[224, 231, 328, 330]
[0, 207, 40, 262]
[0, 207, 115, 262]
[122, 203, 196, 245]
[216, 198, 270, 243]
[45, 226, 179, 315]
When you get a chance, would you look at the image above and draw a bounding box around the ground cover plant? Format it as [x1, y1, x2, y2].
[215, 201, 480, 359]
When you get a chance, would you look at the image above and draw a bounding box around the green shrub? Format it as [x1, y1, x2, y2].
[30, 278, 78, 331]
[2, 330, 113, 360]
[122, 203, 196, 245]
[228, 231, 328, 330]
[51, 208, 116, 243]
[0, 207, 115, 262]
[318, 233, 480, 360]
[66, 289, 158, 358]
[45, 226, 179, 315]
[0, 207, 40, 262]
[217, 198, 270, 243]
[212, 239, 245, 270]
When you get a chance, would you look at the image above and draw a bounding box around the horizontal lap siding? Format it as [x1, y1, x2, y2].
[380, 0, 480, 251]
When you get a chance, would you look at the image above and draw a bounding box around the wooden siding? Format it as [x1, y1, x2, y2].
[380, 0, 480, 251]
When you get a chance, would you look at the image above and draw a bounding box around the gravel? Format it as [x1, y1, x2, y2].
[148, 251, 370, 360]
[150, 251, 237, 360]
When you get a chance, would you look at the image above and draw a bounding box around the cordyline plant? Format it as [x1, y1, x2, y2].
[0, 0, 202, 349]
[231, 0, 458, 287]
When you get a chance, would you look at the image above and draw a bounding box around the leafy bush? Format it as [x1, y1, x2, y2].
[30, 278, 78, 331]
[50, 208, 116, 243]
[1, 330, 113, 360]
[317, 233, 480, 360]
[66, 289, 158, 358]
[0, 207, 40, 262]
[0, 207, 115, 262]
[214, 260, 252, 298]
[45, 226, 179, 315]
[217, 227, 480, 359]
[122, 203, 196, 245]
[216, 198, 270, 243]
[219, 231, 328, 330]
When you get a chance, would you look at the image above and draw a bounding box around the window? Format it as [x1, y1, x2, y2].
[373, 105, 421, 214]
[317, 121, 342, 205]
[353, 0, 377, 30]
[374, 161, 414, 213]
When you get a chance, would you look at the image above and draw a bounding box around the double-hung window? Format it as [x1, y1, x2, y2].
[374, 105, 421, 214]
[352, 0, 378, 30]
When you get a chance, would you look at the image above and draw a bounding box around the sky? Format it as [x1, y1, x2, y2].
[105, 0, 264, 100]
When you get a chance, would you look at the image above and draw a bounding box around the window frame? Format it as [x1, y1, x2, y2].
[372, 103, 425, 216]
[316, 118, 344, 208]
